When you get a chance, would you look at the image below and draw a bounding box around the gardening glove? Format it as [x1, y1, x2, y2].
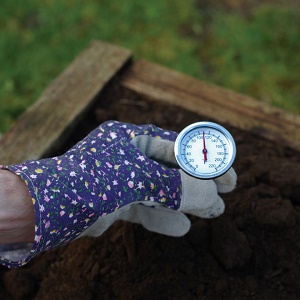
[0, 121, 236, 268]
[81, 136, 237, 237]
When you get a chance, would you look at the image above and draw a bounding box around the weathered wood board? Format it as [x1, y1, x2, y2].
[121, 60, 300, 152]
[0, 41, 132, 165]
[1, 40, 300, 167]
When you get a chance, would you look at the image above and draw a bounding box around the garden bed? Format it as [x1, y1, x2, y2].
[0, 41, 299, 299]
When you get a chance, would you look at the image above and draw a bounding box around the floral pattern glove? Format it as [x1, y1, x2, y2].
[1, 120, 236, 268]
[1, 121, 182, 267]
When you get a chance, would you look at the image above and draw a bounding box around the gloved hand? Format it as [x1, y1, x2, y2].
[81, 126, 237, 238]
[1, 121, 236, 268]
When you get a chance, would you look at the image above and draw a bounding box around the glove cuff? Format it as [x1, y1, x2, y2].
[0, 161, 101, 268]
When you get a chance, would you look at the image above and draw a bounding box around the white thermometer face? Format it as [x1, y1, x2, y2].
[174, 122, 236, 179]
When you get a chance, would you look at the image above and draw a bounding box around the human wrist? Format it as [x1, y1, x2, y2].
[0, 169, 35, 243]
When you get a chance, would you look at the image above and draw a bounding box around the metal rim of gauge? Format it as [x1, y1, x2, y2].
[174, 121, 236, 179]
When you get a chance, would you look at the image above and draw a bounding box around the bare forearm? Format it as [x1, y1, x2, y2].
[0, 170, 35, 244]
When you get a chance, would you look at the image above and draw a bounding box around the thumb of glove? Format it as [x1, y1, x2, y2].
[130, 134, 178, 167]
[213, 167, 237, 193]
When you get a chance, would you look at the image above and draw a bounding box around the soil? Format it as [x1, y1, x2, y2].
[0, 82, 299, 300]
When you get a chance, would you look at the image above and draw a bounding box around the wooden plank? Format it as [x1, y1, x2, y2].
[0, 40, 132, 165]
[121, 60, 300, 151]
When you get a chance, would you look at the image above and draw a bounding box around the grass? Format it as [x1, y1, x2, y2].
[198, 4, 300, 113]
[0, 1, 299, 134]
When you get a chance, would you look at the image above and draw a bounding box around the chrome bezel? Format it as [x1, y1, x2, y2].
[174, 121, 236, 179]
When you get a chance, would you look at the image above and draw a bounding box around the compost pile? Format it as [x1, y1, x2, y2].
[0, 90, 299, 300]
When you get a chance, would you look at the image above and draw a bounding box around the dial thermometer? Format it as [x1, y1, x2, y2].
[174, 122, 236, 179]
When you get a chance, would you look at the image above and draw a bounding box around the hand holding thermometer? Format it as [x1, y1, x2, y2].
[174, 122, 236, 179]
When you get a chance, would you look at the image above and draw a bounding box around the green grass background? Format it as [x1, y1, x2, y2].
[0, 0, 299, 134]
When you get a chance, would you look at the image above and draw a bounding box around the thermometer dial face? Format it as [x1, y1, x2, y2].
[174, 122, 236, 179]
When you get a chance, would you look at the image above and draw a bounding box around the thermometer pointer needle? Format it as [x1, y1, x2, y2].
[202, 131, 208, 163]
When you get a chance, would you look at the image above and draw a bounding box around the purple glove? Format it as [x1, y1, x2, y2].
[0, 121, 236, 268]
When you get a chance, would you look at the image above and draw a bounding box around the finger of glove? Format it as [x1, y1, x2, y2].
[213, 167, 237, 193]
[119, 203, 191, 237]
[80, 202, 191, 238]
[179, 169, 220, 213]
[190, 195, 225, 218]
[130, 136, 178, 167]
[179, 169, 226, 218]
